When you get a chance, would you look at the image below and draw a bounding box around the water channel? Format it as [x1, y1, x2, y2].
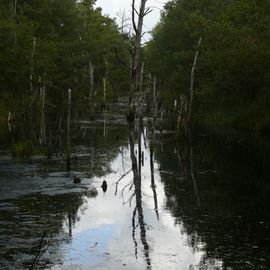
[0, 113, 270, 269]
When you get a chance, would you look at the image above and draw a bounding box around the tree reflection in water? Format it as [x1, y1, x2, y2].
[149, 126, 159, 221]
[128, 123, 152, 269]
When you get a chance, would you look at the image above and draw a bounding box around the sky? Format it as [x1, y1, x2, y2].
[95, 0, 169, 41]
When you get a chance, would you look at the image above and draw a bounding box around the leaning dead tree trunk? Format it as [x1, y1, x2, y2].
[129, 0, 151, 116]
[187, 37, 202, 124]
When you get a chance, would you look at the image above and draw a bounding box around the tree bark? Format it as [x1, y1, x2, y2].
[129, 0, 150, 109]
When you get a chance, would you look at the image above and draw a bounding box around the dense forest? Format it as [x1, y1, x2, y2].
[146, 0, 270, 134]
[0, 0, 129, 145]
[1, 0, 270, 145]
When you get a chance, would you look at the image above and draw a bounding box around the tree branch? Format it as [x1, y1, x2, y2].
[132, 0, 138, 34]
[114, 48, 130, 70]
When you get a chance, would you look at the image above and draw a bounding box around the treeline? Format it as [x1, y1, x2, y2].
[0, 0, 129, 141]
[146, 0, 270, 134]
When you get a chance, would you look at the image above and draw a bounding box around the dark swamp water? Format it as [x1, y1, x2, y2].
[1, 112, 270, 270]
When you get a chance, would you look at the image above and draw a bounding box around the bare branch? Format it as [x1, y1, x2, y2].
[132, 0, 138, 34]
[115, 169, 132, 195]
[29, 232, 50, 270]
[114, 48, 130, 70]
[127, 35, 136, 47]
[120, 179, 134, 197]
[134, 7, 140, 16]
[144, 7, 153, 16]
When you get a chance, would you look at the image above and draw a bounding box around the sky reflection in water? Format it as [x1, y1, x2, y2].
[52, 131, 215, 270]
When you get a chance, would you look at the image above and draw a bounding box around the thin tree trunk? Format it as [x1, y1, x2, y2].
[40, 87, 46, 146]
[30, 37, 36, 92]
[88, 62, 94, 117]
[67, 89, 71, 171]
[188, 37, 202, 124]
[150, 142, 159, 220]
[188, 127, 201, 209]
[14, 0, 17, 18]
[129, 0, 150, 110]
[153, 77, 157, 124]
[103, 77, 106, 104]
[8, 112, 12, 133]
[139, 61, 144, 94]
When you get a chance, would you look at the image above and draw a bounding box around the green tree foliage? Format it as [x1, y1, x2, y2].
[146, 0, 270, 133]
[0, 0, 129, 134]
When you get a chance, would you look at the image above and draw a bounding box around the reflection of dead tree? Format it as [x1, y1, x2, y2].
[129, 124, 151, 269]
[150, 142, 159, 220]
[176, 127, 200, 208]
[188, 128, 201, 209]
[120, 179, 134, 198]
[138, 116, 143, 173]
[176, 94, 188, 134]
[132, 206, 138, 258]
[29, 232, 50, 270]
[114, 169, 132, 195]
[68, 213, 72, 236]
[149, 105, 159, 220]
[176, 143, 188, 179]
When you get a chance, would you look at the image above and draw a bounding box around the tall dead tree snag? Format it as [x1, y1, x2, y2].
[30, 37, 36, 93]
[88, 62, 95, 118]
[67, 89, 72, 171]
[40, 87, 46, 147]
[187, 37, 202, 124]
[127, 0, 152, 121]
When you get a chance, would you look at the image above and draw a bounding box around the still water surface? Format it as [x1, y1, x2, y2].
[0, 119, 270, 269]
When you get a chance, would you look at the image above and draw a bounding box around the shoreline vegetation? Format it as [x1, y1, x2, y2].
[1, 0, 270, 154]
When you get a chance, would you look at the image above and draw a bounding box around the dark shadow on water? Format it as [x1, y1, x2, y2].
[0, 191, 93, 269]
[156, 129, 270, 269]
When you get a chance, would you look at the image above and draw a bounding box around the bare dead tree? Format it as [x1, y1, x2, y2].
[128, 125, 151, 269]
[14, 0, 17, 19]
[88, 62, 95, 117]
[128, 0, 152, 116]
[66, 89, 71, 171]
[40, 86, 46, 146]
[30, 37, 36, 92]
[187, 37, 202, 124]
[116, 9, 131, 35]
